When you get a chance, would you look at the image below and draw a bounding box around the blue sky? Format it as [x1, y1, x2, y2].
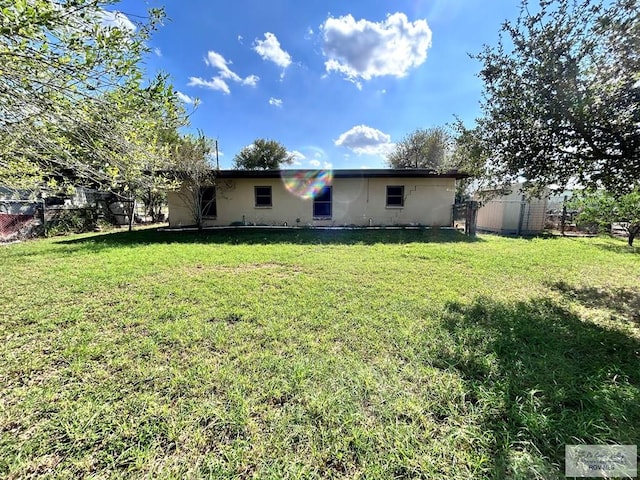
[114, 0, 521, 169]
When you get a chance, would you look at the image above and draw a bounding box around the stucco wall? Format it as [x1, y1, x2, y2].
[168, 176, 456, 227]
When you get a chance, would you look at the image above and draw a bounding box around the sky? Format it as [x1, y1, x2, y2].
[113, 0, 522, 170]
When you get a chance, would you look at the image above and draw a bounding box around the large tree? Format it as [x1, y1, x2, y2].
[0, 0, 169, 194]
[474, 0, 639, 195]
[387, 127, 453, 170]
[233, 138, 294, 170]
[90, 77, 185, 230]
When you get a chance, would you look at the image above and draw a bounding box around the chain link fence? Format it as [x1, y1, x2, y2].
[0, 200, 42, 242]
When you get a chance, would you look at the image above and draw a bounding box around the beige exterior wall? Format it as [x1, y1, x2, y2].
[168, 177, 456, 227]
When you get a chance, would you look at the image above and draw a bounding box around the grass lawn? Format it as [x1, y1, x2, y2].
[1, 228, 639, 479]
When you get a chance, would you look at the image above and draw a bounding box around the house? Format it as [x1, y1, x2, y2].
[167, 169, 467, 228]
[475, 183, 548, 235]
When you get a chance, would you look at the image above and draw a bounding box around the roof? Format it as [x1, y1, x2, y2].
[214, 169, 469, 180]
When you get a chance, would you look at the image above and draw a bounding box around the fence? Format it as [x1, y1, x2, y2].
[1, 195, 167, 241]
[452, 201, 479, 236]
[456, 195, 629, 238]
[544, 197, 591, 234]
[0, 214, 39, 241]
[0, 200, 41, 241]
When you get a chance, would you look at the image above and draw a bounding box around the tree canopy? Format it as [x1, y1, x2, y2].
[0, 0, 185, 200]
[387, 127, 453, 170]
[570, 188, 640, 246]
[233, 139, 294, 170]
[473, 0, 639, 195]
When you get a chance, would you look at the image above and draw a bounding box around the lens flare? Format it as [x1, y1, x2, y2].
[281, 169, 333, 199]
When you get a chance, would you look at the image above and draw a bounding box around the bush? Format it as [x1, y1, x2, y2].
[45, 208, 99, 236]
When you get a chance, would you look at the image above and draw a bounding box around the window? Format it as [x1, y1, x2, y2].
[386, 185, 404, 207]
[201, 186, 216, 217]
[254, 186, 272, 207]
[313, 186, 332, 218]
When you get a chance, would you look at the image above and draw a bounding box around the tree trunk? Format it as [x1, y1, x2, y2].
[128, 195, 135, 232]
[560, 195, 567, 235]
[628, 226, 638, 246]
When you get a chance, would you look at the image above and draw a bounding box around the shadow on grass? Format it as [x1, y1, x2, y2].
[478, 231, 561, 241]
[593, 239, 639, 255]
[53, 227, 482, 250]
[550, 281, 640, 326]
[432, 297, 640, 479]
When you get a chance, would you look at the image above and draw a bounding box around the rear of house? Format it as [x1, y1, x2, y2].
[167, 169, 466, 228]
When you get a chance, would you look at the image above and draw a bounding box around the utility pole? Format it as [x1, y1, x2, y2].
[215, 140, 219, 170]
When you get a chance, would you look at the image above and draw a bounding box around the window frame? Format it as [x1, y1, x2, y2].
[254, 185, 273, 208]
[313, 186, 332, 219]
[386, 185, 405, 208]
[200, 186, 217, 218]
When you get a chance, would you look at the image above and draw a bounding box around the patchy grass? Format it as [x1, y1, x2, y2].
[1, 229, 638, 479]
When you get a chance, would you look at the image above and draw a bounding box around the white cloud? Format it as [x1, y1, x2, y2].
[290, 150, 306, 160]
[307, 159, 332, 169]
[154, 47, 162, 57]
[193, 50, 259, 93]
[176, 91, 195, 104]
[205, 51, 242, 82]
[99, 10, 136, 32]
[99, 9, 138, 41]
[242, 74, 259, 87]
[304, 27, 314, 40]
[237, 35, 244, 44]
[269, 97, 283, 107]
[188, 76, 230, 95]
[321, 12, 432, 84]
[335, 125, 395, 157]
[253, 33, 292, 70]
[288, 150, 305, 166]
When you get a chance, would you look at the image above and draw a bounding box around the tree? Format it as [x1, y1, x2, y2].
[387, 127, 453, 170]
[169, 133, 217, 230]
[0, 1, 197, 232]
[233, 138, 294, 170]
[570, 189, 640, 246]
[0, 0, 167, 194]
[450, 120, 491, 201]
[58, 76, 186, 230]
[474, 0, 639, 195]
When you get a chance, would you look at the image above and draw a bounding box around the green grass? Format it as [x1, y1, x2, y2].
[1, 228, 639, 479]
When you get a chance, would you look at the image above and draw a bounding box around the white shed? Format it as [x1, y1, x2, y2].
[475, 184, 548, 235]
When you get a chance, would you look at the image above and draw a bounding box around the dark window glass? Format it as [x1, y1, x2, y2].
[315, 187, 331, 202]
[255, 186, 272, 207]
[386, 185, 404, 207]
[201, 187, 216, 217]
[313, 186, 332, 218]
